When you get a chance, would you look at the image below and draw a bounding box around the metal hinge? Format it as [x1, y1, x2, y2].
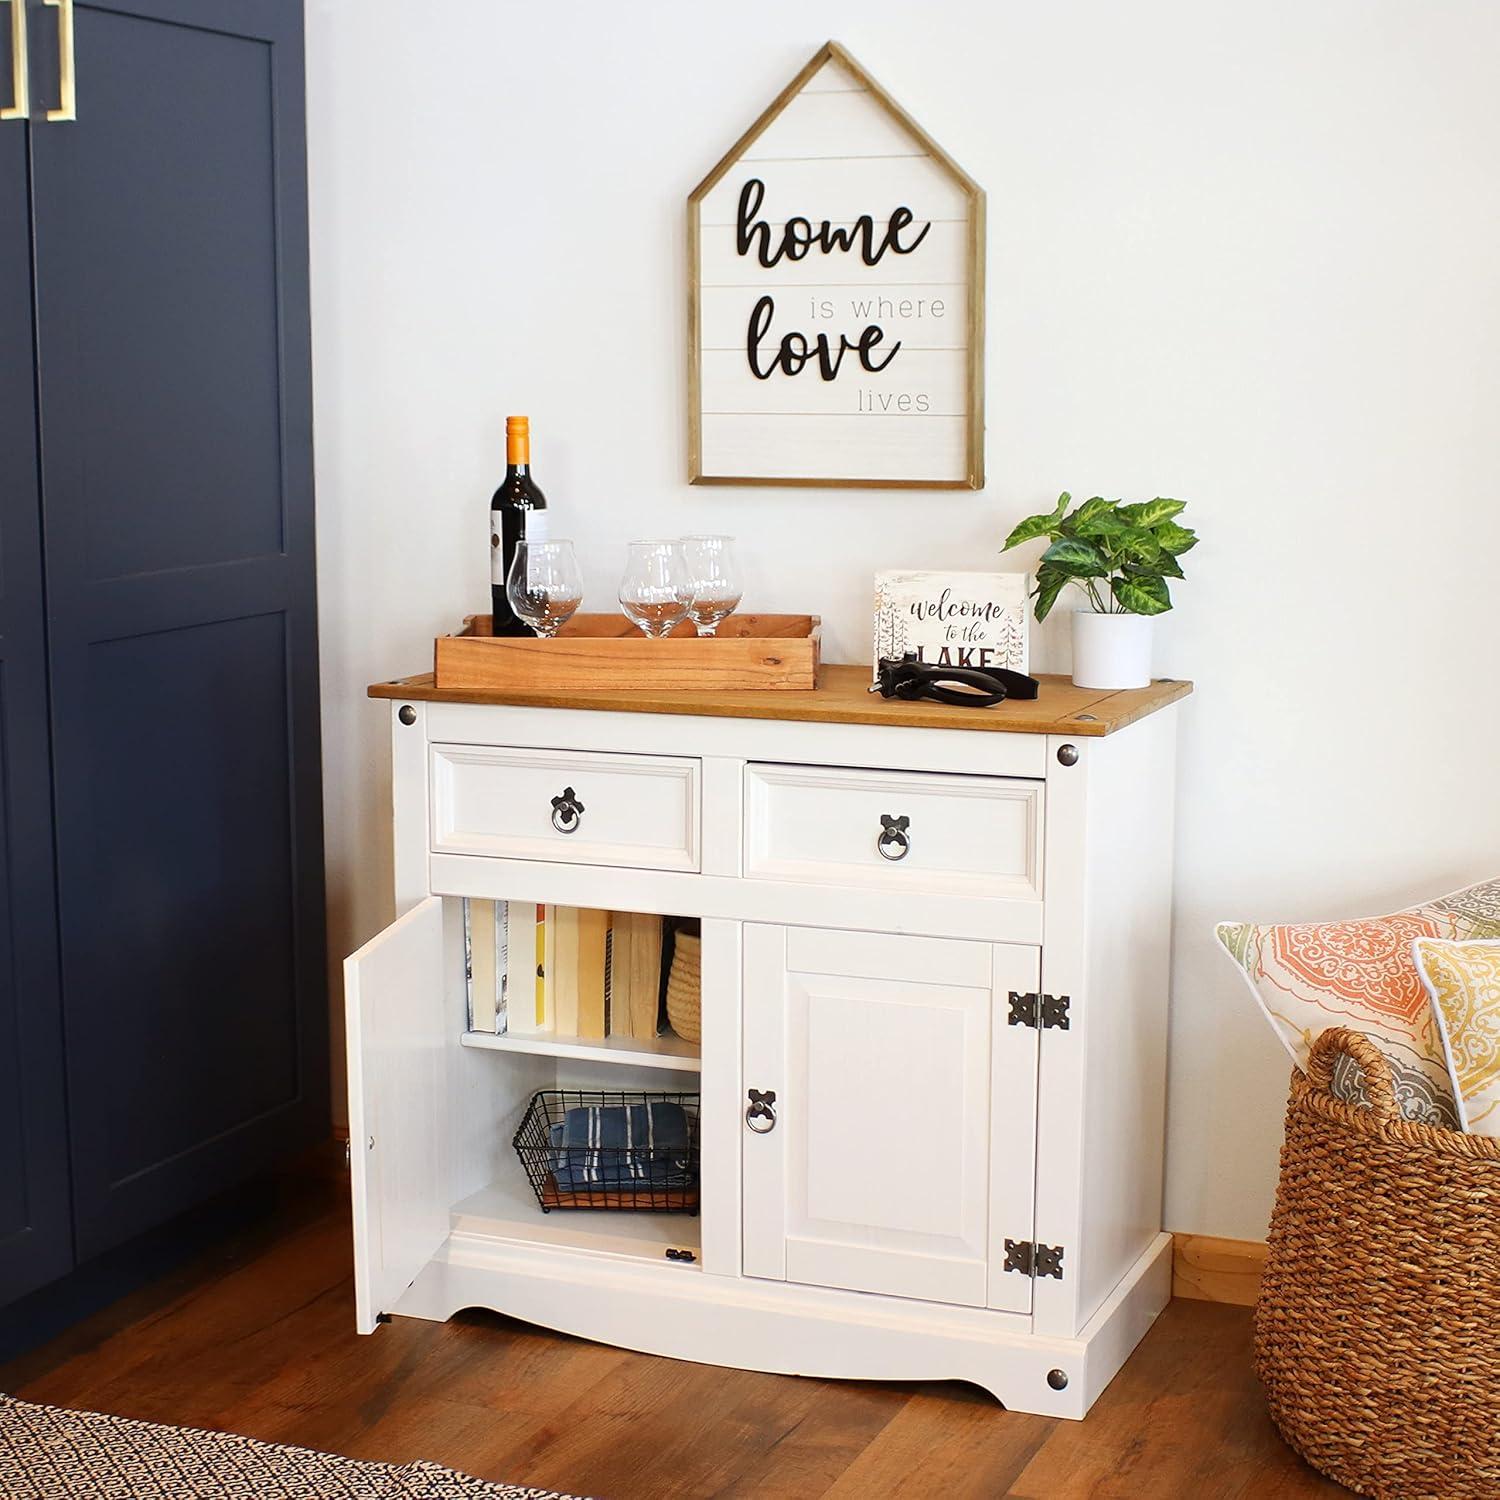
[1003, 1239, 1065, 1280]
[1006, 991, 1071, 1030]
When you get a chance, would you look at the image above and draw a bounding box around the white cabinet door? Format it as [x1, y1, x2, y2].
[743, 926, 1040, 1312]
[344, 897, 449, 1333]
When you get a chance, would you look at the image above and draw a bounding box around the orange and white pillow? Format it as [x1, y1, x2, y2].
[1414, 938, 1500, 1138]
[1215, 877, 1500, 1128]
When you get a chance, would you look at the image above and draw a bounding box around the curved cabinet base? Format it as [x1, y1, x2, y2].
[390, 1231, 1173, 1421]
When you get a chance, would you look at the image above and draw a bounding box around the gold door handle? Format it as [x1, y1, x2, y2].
[44, 0, 72, 122]
[1, 0, 27, 122]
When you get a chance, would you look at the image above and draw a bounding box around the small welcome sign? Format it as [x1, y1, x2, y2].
[873, 571, 1029, 681]
[688, 42, 984, 488]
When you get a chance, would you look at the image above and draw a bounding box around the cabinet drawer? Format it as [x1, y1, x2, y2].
[745, 762, 1042, 899]
[431, 745, 700, 871]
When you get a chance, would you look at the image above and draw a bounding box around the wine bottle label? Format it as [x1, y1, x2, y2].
[490, 506, 550, 584]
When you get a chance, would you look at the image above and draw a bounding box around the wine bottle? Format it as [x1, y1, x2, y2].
[490, 415, 549, 637]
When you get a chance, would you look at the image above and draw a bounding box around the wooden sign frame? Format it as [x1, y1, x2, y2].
[688, 41, 985, 490]
[872, 570, 1030, 683]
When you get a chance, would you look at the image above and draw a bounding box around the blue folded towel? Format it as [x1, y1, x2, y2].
[548, 1102, 696, 1191]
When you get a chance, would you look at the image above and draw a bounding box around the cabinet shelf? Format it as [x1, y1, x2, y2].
[451, 1168, 701, 1265]
[459, 1028, 701, 1073]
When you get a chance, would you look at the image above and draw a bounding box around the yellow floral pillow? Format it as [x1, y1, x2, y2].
[1414, 938, 1500, 1138]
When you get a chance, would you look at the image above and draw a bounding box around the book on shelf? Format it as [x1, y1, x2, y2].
[605, 914, 627, 1037]
[629, 912, 664, 1040]
[552, 906, 580, 1038]
[464, 898, 504, 1035]
[541, 904, 555, 1031]
[603, 921, 616, 1037]
[576, 908, 609, 1041]
[601, 911, 664, 1041]
[482, 904, 674, 1048]
[494, 900, 508, 1034]
[504, 902, 552, 1036]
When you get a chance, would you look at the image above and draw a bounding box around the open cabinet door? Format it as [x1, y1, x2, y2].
[345, 897, 448, 1332]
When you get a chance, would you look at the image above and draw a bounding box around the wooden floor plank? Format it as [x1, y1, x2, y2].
[684, 1373, 901, 1499]
[824, 1383, 1053, 1499]
[1005, 1301, 1346, 1499]
[0, 1174, 1351, 1499]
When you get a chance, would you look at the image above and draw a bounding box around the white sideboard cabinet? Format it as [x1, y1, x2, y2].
[346, 665, 1190, 1419]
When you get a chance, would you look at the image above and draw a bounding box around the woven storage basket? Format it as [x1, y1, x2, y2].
[1256, 1027, 1500, 1500]
[665, 931, 701, 1044]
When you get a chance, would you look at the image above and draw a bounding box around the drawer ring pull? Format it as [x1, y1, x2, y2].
[550, 786, 584, 834]
[877, 813, 911, 862]
[746, 1088, 777, 1134]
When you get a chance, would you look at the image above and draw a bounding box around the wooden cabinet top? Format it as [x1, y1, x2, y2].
[369, 664, 1191, 738]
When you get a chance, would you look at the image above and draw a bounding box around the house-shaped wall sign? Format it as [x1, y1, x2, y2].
[688, 41, 985, 490]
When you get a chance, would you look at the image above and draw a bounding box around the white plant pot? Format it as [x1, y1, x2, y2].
[1070, 610, 1154, 690]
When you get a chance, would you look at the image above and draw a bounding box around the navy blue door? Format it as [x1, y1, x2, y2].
[29, 0, 326, 1257]
[0, 109, 73, 1305]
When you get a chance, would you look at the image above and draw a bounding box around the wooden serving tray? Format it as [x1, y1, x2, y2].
[435, 614, 821, 692]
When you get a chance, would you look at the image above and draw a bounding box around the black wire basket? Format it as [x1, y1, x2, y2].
[512, 1089, 700, 1213]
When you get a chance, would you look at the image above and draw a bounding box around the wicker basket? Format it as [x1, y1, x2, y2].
[1256, 1027, 1500, 1500]
[666, 931, 701, 1044]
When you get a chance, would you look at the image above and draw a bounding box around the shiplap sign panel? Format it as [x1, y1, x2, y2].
[689, 42, 985, 489]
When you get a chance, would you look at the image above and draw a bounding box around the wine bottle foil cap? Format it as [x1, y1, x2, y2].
[506, 415, 529, 432]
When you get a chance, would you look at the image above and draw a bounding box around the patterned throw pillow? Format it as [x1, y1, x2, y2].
[1215, 877, 1500, 1128]
[1414, 938, 1500, 1137]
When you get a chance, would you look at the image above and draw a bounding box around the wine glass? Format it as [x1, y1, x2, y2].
[618, 539, 693, 638]
[682, 534, 743, 637]
[505, 539, 584, 639]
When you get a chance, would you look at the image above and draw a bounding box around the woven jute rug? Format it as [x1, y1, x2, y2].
[0, 1393, 587, 1499]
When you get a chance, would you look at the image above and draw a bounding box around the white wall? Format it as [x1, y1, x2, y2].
[305, 0, 1500, 1241]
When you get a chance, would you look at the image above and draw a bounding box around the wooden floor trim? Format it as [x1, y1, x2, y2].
[1171, 1233, 1267, 1307]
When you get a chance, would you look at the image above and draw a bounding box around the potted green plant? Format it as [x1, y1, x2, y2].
[1001, 493, 1197, 689]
